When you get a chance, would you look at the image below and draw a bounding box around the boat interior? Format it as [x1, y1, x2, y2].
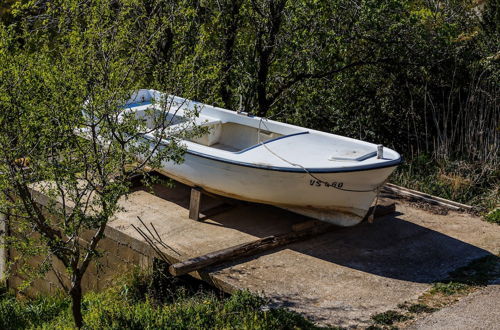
[134, 107, 286, 153]
[188, 122, 283, 153]
[124, 90, 401, 169]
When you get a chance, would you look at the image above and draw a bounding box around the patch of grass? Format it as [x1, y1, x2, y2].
[0, 270, 323, 329]
[485, 208, 500, 224]
[448, 255, 500, 286]
[371, 310, 410, 325]
[429, 255, 500, 297]
[405, 303, 437, 314]
[418, 255, 500, 310]
[0, 291, 70, 330]
[391, 154, 499, 212]
[430, 282, 470, 295]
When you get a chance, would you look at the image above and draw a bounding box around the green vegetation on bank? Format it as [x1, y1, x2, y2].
[427, 254, 500, 296]
[391, 154, 499, 213]
[0, 270, 322, 329]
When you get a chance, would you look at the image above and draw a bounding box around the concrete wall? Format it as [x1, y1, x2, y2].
[7, 224, 155, 296]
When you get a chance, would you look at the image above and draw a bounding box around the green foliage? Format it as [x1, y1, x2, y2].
[0, 1, 199, 326]
[0, 287, 70, 330]
[405, 303, 437, 314]
[429, 255, 500, 295]
[391, 154, 499, 211]
[371, 310, 410, 325]
[0, 0, 17, 23]
[0, 277, 321, 330]
[485, 209, 500, 225]
[430, 282, 470, 295]
[447, 255, 500, 286]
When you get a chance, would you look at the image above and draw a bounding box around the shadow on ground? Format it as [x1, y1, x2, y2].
[141, 181, 496, 284]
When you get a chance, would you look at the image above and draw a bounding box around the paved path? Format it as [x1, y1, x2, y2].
[408, 285, 500, 330]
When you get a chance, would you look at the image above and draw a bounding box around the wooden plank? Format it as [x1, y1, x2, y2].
[383, 183, 473, 211]
[171, 202, 398, 276]
[188, 188, 202, 221]
[169, 222, 333, 276]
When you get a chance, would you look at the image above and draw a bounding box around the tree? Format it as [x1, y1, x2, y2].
[0, 0, 198, 327]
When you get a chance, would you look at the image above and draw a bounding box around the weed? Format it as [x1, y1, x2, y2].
[406, 303, 437, 314]
[485, 208, 500, 224]
[0, 273, 323, 329]
[391, 155, 499, 212]
[371, 310, 410, 325]
[430, 282, 470, 295]
[448, 255, 500, 286]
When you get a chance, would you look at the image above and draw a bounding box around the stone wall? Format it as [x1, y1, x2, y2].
[6, 219, 156, 296]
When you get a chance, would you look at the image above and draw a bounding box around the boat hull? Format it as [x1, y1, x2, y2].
[155, 151, 396, 227]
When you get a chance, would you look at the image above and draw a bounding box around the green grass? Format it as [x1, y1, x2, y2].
[447, 255, 500, 286]
[429, 255, 500, 296]
[371, 310, 410, 325]
[485, 208, 500, 224]
[0, 269, 323, 329]
[391, 154, 499, 213]
[397, 302, 437, 314]
[429, 282, 471, 296]
[405, 303, 437, 314]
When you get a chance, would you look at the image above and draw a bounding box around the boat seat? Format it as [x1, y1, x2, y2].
[328, 151, 377, 162]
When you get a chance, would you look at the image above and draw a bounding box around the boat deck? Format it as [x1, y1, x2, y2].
[100, 179, 500, 328]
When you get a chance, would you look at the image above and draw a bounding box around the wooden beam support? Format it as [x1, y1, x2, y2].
[189, 188, 202, 221]
[170, 202, 398, 276]
[169, 221, 333, 276]
[383, 183, 473, 211]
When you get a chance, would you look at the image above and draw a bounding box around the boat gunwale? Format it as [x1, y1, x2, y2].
[182, 147, 403, 173]
[139, 123, 403, 173]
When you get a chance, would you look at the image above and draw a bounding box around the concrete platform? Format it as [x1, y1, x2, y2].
[107, 182, 500, 328]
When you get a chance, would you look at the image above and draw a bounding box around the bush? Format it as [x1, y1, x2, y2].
[0, 289, 69, 330]
[371, 310, 410, 325]
[0, 274, 322, 329]
[391, 154, 499, 211]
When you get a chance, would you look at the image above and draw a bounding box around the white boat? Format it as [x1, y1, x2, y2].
[125, 89, 402, 227]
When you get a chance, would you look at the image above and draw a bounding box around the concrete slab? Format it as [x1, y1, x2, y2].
[108, 183, 500, 328]
[408, 285, 500, 330]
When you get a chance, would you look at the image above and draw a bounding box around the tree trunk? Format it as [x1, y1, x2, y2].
[69, 278, 83, 328]
[254, 0, 287, 118]
[220, 0, 242, 108]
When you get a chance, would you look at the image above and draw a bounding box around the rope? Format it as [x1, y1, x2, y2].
[256, 116, 383, 193]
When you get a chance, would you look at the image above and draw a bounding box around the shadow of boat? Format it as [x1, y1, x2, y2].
[138, 180, 497, 284]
